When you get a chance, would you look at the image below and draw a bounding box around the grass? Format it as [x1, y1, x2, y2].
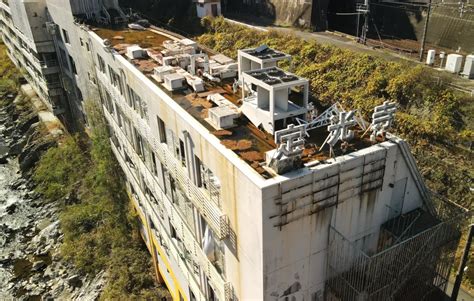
[197, 17, 473, 290]
[33, 100, 171, 300]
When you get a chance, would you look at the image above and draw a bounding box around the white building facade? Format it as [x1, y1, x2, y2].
[195, 0, 222, 18]
[0, 1, 466, 301]
[0, 0, 65, 116]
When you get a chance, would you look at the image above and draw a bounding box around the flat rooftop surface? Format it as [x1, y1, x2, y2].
[92, 26, 374, 178]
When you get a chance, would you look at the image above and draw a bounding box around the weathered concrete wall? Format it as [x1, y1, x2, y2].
[223, 0, 314, 27]
[7, 0, 51, 49]
[84, 28, 268, 300]
[260, 141, 424, 300]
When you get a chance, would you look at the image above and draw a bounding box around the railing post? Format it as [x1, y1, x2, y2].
[451, 224, 474, 301]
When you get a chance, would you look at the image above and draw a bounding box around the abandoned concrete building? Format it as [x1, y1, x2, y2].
[0, 0, 469, 300]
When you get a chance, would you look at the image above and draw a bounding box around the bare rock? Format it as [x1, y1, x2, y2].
[67, 275, 82, 288]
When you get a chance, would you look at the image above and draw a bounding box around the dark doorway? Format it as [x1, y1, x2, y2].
[212, 4, 218, 17]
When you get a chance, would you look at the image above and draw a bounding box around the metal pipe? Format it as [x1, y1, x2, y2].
[419, 0, 432, 62]
[451, 224, 474, 301]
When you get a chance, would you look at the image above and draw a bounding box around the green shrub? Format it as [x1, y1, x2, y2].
[198, 17, 473, 210]
[33, 99, 171, 300]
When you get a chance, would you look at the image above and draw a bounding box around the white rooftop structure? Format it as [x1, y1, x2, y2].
[241, 67, 309, 134]
[238, 45, 292, 80]
[126, 45, 146, 59]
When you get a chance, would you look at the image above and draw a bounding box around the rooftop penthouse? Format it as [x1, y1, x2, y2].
[90, 25, 386, 178]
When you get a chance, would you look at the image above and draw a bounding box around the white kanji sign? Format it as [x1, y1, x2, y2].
[274, 124, 305, 158]
[371, 101, 397, 141]
[322, 111, 356, 151]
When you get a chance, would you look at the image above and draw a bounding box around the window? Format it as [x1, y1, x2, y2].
[97, 55, 105, 73]
[88, 72, 97, 85]
[108, 66, 123, 94]
[151, 152, 158, 176]
[102, 88, 114, 115]
[179, 139, 186, 167]
[59, 48, 69, 71]
[134, 128, 145, 159]
[157, 116, 166, 143]
[170, 220, 178, 240]
[62, 28, 70, 44]
[68, 55, 77, 74]
[79, 38, 83, 46]
[127, 86, 147, 119]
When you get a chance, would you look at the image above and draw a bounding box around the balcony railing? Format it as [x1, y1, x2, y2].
[98, 73, 230, 240]
[109, 127, 233, 301]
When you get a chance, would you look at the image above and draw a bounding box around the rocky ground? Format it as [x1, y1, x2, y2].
[0, 92, 105, 301]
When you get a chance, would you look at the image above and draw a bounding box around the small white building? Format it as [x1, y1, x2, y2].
[195, 0, 221, 18]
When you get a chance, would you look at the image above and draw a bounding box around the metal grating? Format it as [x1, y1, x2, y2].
[325, 196, 469, 301]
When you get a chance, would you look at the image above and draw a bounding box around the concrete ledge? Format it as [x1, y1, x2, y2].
[20, 84, 64, 137]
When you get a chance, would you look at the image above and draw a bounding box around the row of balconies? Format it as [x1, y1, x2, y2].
[97, 71, 230, 240]
[2, 29, 63, 98]
[106, 110, 233, 301]
[0, 13, 59, 75]
[3, 40, 63, 112]
[0, 1, 10, 16]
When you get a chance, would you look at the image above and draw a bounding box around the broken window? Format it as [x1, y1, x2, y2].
[68, 55, 77, 75]
[108, 66, 122, 94]
[200, 164, 221, 207]
[59, 48, 69, 71]
[133, 128, 145, 160]
[201, 217, 225, 277]
[127, 86, 147, 119]
[179, 139, 186, 167]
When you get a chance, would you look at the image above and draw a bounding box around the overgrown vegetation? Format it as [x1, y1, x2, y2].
[0, 42, 20, 96]
[198, 17, 473, 289]
[198, 17, 473, 208]
[33, 100, 170, 300]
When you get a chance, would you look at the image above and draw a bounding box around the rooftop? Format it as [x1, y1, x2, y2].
[92, 26, 376, 178]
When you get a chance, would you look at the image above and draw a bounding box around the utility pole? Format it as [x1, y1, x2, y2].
[357, 0, 370, 44]
[419, 0, 432, 62]
[451, 224, 474, 301]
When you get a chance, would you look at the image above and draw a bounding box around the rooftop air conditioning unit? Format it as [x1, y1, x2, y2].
[153, 65, 175, 82]
[163, 73, 185, 91]
[126, 45, 146, 59]
[208, 106, 240, 129]
[426, 49, 436, 66]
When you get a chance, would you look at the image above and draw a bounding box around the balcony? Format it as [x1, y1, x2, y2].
[98, 73, 230, 240]
[108, 125, 234, 301]
[45, 80, 62, 89]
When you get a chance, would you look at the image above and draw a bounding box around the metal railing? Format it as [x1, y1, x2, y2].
[326, 197, 470, 301]
[108, 116, 232, 300]
[98, 72, 229, 239]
